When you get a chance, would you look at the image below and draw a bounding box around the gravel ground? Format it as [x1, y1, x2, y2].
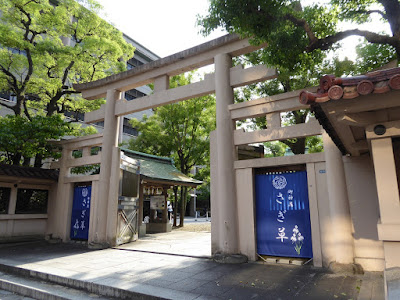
[172, 222, 211, 232]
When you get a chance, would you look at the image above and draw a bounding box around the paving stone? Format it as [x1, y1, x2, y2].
[192, 295, 221, 300]
[168, 278, 209, 293]
[142, 278, 177, 289]
[191, 271, 225, 281]
[162, 271, 199, 283]
[191, 281, 232, 297]
[222, 286, 264, 300]
[180, 263, 217, 275]
[0, 237, 385, 300]
[126, 282, 200, 300]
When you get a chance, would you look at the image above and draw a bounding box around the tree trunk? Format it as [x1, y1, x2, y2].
[282, 110, 308, 154]
[12, 153, 22, 165]
[173, 186, 178, 227]
[23, 156, 31, 166]
[14, 96, 24, 116]
[34, 153, 43, 168]
[179, 186, 187, 227]
[291, 138, 307, 154]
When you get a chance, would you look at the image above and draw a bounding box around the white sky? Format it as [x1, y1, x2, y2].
[96, 0, 227, 58]
[96, 0, 391, 61]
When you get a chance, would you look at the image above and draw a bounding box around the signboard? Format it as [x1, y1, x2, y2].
[255, 171, 313, 258]
[70, 185, 91, 240]
[150, 195, 165, 209]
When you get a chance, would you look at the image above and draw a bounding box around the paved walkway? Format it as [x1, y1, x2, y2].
[116, 230, 211, 258]
[0, 230, 384, 300]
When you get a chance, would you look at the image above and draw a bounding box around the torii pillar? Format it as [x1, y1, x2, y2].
[214, 53, 240, 258]
[89, 89, 121, 248]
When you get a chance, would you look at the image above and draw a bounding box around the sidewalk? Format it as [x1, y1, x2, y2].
[0, 234, 383, 300]
[116, 230, 211, 258]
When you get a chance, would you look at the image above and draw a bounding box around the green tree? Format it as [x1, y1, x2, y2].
[0, 114, 96, 166]
[263, 141, 287, 157]
[0, 0, 133, 118]
[200, 1, 398, 156]
[0, 0, 134, 166]
[0, 114, 71, 165]
[198, 0, 399, 71]
[355, 41, 397, 73]
[128, 73, 216, 226]
[233, 54, 358, 155]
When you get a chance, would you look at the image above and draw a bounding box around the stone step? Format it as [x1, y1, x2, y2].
[0, 288, 35, 300]
[0, 265, 165, 300]
[0, 271, 109, 300]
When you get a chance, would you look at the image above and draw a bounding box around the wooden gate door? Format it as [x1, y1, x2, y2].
[116, 162, 140, 246]
[116, 196, 139, 245]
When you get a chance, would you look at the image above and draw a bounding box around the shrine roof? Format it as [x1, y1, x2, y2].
[121, 148, 202, 187]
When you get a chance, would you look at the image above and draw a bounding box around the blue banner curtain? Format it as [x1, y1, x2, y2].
[70, 185, 91, 240]
[255, 171, 313, 258]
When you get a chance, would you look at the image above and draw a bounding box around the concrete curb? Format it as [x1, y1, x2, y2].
[0, 263, 166, 300]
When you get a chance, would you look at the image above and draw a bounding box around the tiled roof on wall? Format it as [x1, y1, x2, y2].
[297, 66, 400, 156]
[299, 66, 400, 105]
[0, 164, 59, 181]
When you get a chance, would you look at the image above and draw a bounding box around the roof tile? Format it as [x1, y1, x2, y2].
[121, 148, 202, 186]
[0, 164, 58, 181]
[299, 66, 400, 105]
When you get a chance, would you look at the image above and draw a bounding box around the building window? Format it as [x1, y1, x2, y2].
[0, 91, 16, 103]
[123, 125, 138, 136]
[64, 110, 85, 122]
[15, 189, 48, 214]
[94, 121, 104, 128]
[125, 93, 136, 101]
[127, 57, 144, 70]
[0, 187, 11, 214]
[122, 118, 138, 136]
[125, 89, 146, 101]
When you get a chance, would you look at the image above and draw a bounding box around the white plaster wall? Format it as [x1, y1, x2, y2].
[234, 159, 328, 265]
[46, 182, 58, 237]
[0, 219, 47, 237]
[12, 219, 47, 235]
[236, 167, 256, 260]
[0, 221, 8, 235]
[314, 161, 336, 268]
[0, 180, 53, 240]
[343, 155, 385, 271]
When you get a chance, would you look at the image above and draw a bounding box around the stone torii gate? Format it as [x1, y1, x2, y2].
[73, 34, 277, 254]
